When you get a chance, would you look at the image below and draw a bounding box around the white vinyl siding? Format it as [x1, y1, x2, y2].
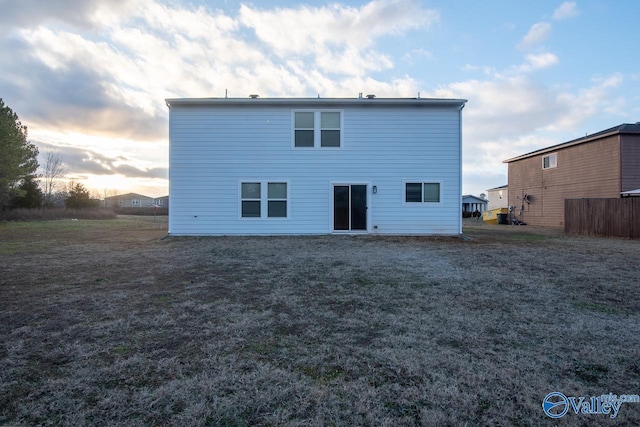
[169, 102, 462, 235]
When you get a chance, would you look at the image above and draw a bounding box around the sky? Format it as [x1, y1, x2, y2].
[1, 0, 638, 198]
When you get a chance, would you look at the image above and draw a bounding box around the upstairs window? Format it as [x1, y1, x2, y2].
[543, 153, 557, 169]
[294, 112, 314, 147]
[405, 182, 441, 203]
[294, 111, 342, 148]
[320, 112, 341, 147]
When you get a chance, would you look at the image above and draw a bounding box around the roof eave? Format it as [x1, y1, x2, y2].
[165, 97, 467, 109]
[503, 130, 622, 163]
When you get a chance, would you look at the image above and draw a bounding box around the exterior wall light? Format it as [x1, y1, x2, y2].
[372, 185, 378, 194]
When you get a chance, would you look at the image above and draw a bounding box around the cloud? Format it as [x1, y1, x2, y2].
[404, 48, 433, 64]
[0, 0, 142, 32]
[553, 2, 579, 20]
[436, 72, 624, 140]
[432, 76, 562, 141]
[515, 52, 559, 72]
[238, 0, 438, 76]
[518, 22, 552, 50]
[429, 69, 626, 196]
[546, 73, 624, 130]
[240, 1, 437, 54]
[35, 140, 167, 180]
[1, 0, 436, 144]
[1, 27, 166, 141]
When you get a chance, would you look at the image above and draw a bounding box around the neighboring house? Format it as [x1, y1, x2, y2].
[105, 192, 155, 208]
[153, 196, 169, 207]
[166, 96, 467, 235]
[461, 195, 487, 214]
[486, 185, 508, 210]
[503, 122, 640, 227]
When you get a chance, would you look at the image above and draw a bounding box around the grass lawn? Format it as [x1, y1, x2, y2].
[1, 217, 639, 426]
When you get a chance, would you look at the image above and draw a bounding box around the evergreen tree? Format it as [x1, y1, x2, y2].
[65, 183, 98, 209]
[11, 176, 43, 208]
[0, 99, 39, 210]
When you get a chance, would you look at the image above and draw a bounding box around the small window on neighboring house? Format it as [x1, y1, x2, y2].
[132, 198, 140, 206]
[241, 182, 261, 218]
[543, 153, 557, 169]
[405, 182, 441, 203]
[267, 182, 287, 218]
[293, 111, 342, 148]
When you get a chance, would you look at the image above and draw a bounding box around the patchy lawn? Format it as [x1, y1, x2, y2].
[1, 217, 639, 426]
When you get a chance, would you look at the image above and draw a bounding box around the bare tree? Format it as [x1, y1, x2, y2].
[41, 150, 66, 207]
[103, 188, 119, 208]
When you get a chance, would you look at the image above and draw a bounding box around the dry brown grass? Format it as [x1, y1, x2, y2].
[1, 217, 639, 426]
[0, 208, 117, 221]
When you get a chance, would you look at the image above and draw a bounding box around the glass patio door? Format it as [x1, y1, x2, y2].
[333, 185, 367, 231]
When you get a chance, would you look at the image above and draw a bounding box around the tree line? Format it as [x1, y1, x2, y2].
[0, 98, 99, 210]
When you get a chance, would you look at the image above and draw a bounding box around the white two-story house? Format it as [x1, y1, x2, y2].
[166, 96, 466, 235]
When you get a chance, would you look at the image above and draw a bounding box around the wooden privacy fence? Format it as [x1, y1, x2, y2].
[565, 198, 640, 238]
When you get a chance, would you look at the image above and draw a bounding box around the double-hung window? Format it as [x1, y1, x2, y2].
[267, 183, 287, 218]
[294, 111, 342, 148]
[405, 182, 440, 203]
[241, 181, 288, 219]
[241, 182, 261, 218]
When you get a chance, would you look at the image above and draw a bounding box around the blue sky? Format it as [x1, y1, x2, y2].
[1, 0, 638, 197]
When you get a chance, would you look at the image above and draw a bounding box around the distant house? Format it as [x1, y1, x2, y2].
[486, 185, 508, 210]
[105, 193, 155, 208]
[504, 123, 640, 227]
[166, 96, 467, 235]
[153, 195, 169, 207]
[461, 195, 487, 215]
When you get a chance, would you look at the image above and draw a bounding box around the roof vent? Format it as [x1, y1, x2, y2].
[249, 94, 259, 99]
[366, 94, 376, 99]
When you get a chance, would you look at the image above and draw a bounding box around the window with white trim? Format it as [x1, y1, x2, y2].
[241, 181, 288, 218]
[293, 111, 342, 148]
[241, 182, 261, 217]
[542, 153, 557, 169]
[405, 182, 440, 203]
[268, 183, 287, 218]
